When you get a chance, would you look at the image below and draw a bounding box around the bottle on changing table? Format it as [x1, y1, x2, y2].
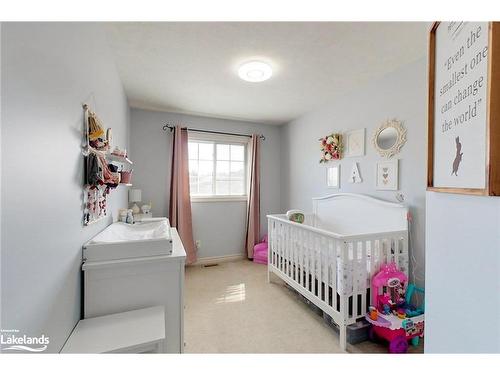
[125, 209, 134, 224]
[119, 208, 128, 223]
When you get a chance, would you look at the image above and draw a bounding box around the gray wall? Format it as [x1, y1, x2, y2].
[425, 193, 500, 353]
[279, 58, 427, 285]
[1, 23, 130, 352]
[130, 109, 281, 259]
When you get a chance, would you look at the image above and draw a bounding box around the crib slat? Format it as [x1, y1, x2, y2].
[371, 239, 377, 276]
[324, 237, 330, 304]
[402, 233, 409, 275]
[289, 226, 292, 275]
[361, 240, 367, 315]
[287, 225, 295, 277]
[315, 235, 320, 297]
[274, 221, 278, 267]
[385, 238, 391, 264]
[394, 236, 400, 271]
[325, 237, 329, 303]
[299, 229, 303, 286]
[304, 232, 311, 290]
[290, 226, 293, 278]
[292, 226, 295, 279]
[331, 238, 337, 310]
[284, 224, 288, 274]
[286, 225, 293, 277]
[316, 236, 321, 299]
[267, 219, 274, 265]
[270, 220, 274, 267]
[292, 228, 300, 282]
[309, 232, 312, 290]
[310, 233, 316, 295]
[370, 239, 376, 276]
[284, 225, 288, 275]
[376, 239, 382, 271]
[276, 222, 280, 268]
[283, 225, 290, 275]
[280, 224, 285, 272]
[275, 222, 278, 269]
[276, 222, 280, 270]
[290, 225, 294, 278]
[339, 241, 348, 318]
[352, 241, 358, 319]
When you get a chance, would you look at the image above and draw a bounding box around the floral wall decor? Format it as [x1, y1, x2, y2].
[319, 133, 343, 163]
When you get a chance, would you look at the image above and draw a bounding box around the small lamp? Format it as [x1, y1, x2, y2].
[128, 189, 142, 215]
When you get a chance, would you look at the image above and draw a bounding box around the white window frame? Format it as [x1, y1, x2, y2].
[188, 132, 250, 203]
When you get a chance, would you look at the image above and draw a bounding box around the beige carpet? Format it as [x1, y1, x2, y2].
[184, 259, 423, 353]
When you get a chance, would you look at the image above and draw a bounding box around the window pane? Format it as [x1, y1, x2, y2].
[188, 160, 198, 177]
[230, 180, 245, 195]
[230, 161, 245, 180]
[231, 145, 245, 161]
[188, 142, 198, 160]
[216, 144, 230, 160]
[198, 160, 213, 195]
[199, 143, 214, 160]
[198, 160, 213, 177]
[216, 180, 230, 195]
[216, 161, 230, 180]
[198, 176, 213, 195]
[189, 177, 199, 195]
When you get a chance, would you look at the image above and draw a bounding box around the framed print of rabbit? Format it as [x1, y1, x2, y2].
[428, 21, 500, 195]
[452, 137, 463, 176]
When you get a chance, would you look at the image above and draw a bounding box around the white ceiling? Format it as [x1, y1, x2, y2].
[106, 22, 428, 125]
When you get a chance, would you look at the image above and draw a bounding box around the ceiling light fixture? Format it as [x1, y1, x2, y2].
[238, 61, 273, 82]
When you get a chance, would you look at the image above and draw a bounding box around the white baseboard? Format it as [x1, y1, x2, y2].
[190, 253, 246, 266]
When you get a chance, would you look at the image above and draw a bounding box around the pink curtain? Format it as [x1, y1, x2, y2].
[169, 126, 197, 264]
[245, 134, 260, 259]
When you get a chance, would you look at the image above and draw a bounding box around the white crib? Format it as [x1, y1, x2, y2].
[267, 193, 409, 351]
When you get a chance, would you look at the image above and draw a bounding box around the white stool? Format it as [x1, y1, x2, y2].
[61, 306, 166, 353]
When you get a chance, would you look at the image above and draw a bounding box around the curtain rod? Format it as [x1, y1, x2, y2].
[162, 123, 265, 141]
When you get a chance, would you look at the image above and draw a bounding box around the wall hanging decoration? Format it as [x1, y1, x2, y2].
[372, 119, 407, 158]
[349, 162, 363, 183]
[83, 185, 108, 225]
[428, 22, 500, 196]
[319, 133, 343, 162]
[345, 129, 365, 157]
[82, 104, 134, 226]
[376, 160, 399, 191]
[326, 165, 340, 188]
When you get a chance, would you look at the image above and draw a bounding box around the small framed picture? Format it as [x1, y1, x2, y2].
[345, 129, 365, 157]
[376, 160, 398, 190]
[327, 165, 340, 188]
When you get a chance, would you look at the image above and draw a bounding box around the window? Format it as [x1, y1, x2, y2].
[188, 134, 248, 201]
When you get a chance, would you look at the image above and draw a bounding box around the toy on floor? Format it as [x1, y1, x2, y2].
[253, 235, 268, 264]
[366, 262, 425, 353]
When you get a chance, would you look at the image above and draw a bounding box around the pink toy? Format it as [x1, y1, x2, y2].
[372, 262, 407, 312]
[367, 263, 424, 353]
[253, 235, 268, 264]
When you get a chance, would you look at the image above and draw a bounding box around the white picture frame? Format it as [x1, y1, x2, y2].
[345, 128, 365, 157]
[376, 160, 398, 190]
[429, 22, 494, 193]
[327, 165, 340, 189]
